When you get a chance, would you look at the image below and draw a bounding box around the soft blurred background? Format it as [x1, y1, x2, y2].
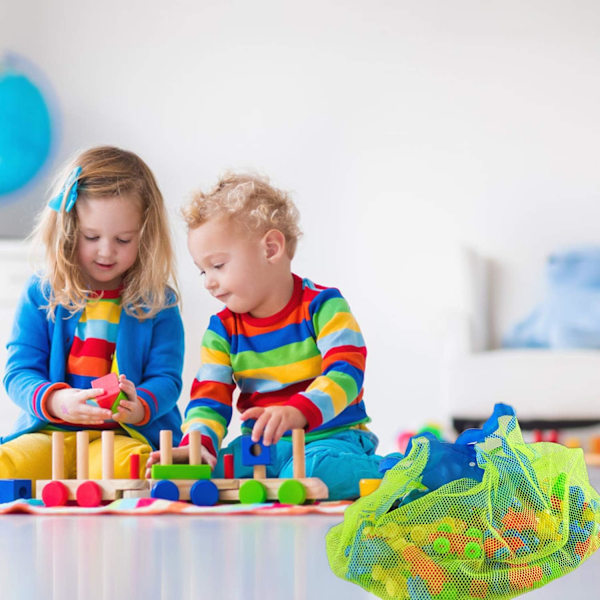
[2, 0, 600, 453]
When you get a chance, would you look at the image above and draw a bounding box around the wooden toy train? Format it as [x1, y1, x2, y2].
[34, 428, 328, 507]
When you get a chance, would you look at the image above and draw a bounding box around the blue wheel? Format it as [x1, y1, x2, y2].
[190, 480, 219, 506]
[151, 480, 179, 501]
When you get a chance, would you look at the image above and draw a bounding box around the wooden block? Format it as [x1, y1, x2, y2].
[91, 373, 126, 412]
[359, 478, 382, 497]
[240, 435, 272, 466]
[0, 479, 32, 503]
[223, 454, 234, 478]
[151, 463, 211, 480]
[129, 454, 140, 479]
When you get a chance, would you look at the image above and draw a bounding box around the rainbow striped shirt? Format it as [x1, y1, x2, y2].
[63, 289, 122, 430]
[182, 274, 370, 455]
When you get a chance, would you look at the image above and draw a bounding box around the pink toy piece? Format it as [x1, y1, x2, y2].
[42, 480, 69, 507]
[76, 481, 103, 507]
[91, 373, 121, 410]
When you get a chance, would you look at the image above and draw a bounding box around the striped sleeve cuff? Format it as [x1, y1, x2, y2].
[38, 382, 71, 423]
[137, 387, 158, 419]
[180, 432, 217, 457]
[286, 393, 322, 431]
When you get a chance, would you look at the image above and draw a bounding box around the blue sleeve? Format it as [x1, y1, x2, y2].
[2, 276, 60, 421]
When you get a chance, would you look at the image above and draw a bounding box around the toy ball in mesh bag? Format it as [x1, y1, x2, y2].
[326, 404, 600, 599]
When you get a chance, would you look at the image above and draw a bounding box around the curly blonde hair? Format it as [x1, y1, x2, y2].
[32, 146, 179, 320]
[182, 173, 302, 258]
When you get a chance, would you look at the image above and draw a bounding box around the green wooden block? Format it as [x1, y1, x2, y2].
[151, 464, 211, 480]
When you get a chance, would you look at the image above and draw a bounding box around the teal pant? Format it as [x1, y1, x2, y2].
[212, 429, 383, 500]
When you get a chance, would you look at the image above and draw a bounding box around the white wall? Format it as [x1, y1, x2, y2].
[2, 0, 600, 452]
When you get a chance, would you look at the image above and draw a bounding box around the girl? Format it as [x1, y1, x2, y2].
[2, 146, 184, 484]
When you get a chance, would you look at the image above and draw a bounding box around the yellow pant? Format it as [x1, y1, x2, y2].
[0, 430, 150, 494]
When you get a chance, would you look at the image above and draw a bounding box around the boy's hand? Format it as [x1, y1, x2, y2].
[144, 444, 217, 479]
[46, 387, 113, 425]
[112, 374, 145, 425]
[240, 405, 307, 446]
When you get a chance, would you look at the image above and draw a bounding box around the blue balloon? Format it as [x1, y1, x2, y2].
[0, 69, 52, 196]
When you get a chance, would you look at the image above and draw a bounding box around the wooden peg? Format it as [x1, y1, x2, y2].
[189, 430, 202, 465]
[292, 429, 306, 479]
[52, 432, 65, 480]
[76, 431, 89, 479]
[102, 431, 115, 479]
[160, 430, 173, 465]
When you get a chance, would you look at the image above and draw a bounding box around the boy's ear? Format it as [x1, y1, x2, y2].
[263, 229, 286, 262]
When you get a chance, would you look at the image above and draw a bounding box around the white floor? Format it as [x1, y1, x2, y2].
[0, 471, 598, 600]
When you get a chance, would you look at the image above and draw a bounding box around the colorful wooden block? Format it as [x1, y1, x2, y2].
[151, 464, 211, 480]
[0, 479, 32, 503]
[241, 436, 272, 466]
[91, 373, 127, 412]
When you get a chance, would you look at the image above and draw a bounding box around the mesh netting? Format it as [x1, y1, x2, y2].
[326, 404, 600, 599]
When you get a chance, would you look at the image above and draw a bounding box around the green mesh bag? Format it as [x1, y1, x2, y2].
[326, 404, 600, 599]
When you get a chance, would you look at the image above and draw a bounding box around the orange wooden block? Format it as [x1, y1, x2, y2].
[401, 545, 446, 594]
[469, 580, 488, 598]
[509, 566, 543, 590]
[501, 508, 538, 532]
[483, 537, 505, 558]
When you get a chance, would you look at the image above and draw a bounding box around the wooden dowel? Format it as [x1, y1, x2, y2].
[76, 431, 89, 479]
[160, 430, 172, 465]
[292, 429, 306, 479]
[52, 432, 65, 480]
[102, 431, 114, 479]
[189, 430, 202, 465]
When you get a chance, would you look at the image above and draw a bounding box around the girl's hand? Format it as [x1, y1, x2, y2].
[112, 374, 146, 425]
[46, 387, 113, 425]
[240, 405, 307, 446]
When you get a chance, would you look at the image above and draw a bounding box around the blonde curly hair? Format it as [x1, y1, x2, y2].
[32, 146, 179, 320]
[182, 173, 302, 258]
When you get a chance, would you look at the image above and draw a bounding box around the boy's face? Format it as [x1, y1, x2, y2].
[187, 216, 273, 316]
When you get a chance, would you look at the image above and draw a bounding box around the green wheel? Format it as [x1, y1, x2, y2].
[277, 480, 307, 505]
[463, 541, 482, 559]
[239, 480, 267, 504]
[433, 537, 450, 555]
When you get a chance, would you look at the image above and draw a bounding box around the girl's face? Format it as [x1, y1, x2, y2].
[76, 194, 142, 290]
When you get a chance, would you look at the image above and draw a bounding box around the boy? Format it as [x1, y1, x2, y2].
[146, 174, 382, 499]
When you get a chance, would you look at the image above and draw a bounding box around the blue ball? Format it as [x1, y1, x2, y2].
[0, 69, 52, 196]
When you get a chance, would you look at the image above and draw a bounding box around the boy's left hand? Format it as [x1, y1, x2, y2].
[240, 405, 307, 446]
[111, 374, 146, 425]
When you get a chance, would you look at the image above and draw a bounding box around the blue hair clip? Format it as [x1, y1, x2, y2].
[48, 166, 82, 212]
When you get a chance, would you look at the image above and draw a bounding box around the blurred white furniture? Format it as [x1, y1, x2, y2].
[0, 239, 37, 436]
[442, 247, 600, 432]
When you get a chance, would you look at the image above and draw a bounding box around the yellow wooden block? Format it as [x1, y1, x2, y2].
[359, 478, 382, 497]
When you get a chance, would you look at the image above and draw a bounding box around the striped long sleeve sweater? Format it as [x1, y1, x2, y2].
[181, 274, 370, 456]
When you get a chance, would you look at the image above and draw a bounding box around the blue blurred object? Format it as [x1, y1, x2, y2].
[0, 59, 53, 197]
[381, 404, 517, 506]
[503, 246, 600, 349]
